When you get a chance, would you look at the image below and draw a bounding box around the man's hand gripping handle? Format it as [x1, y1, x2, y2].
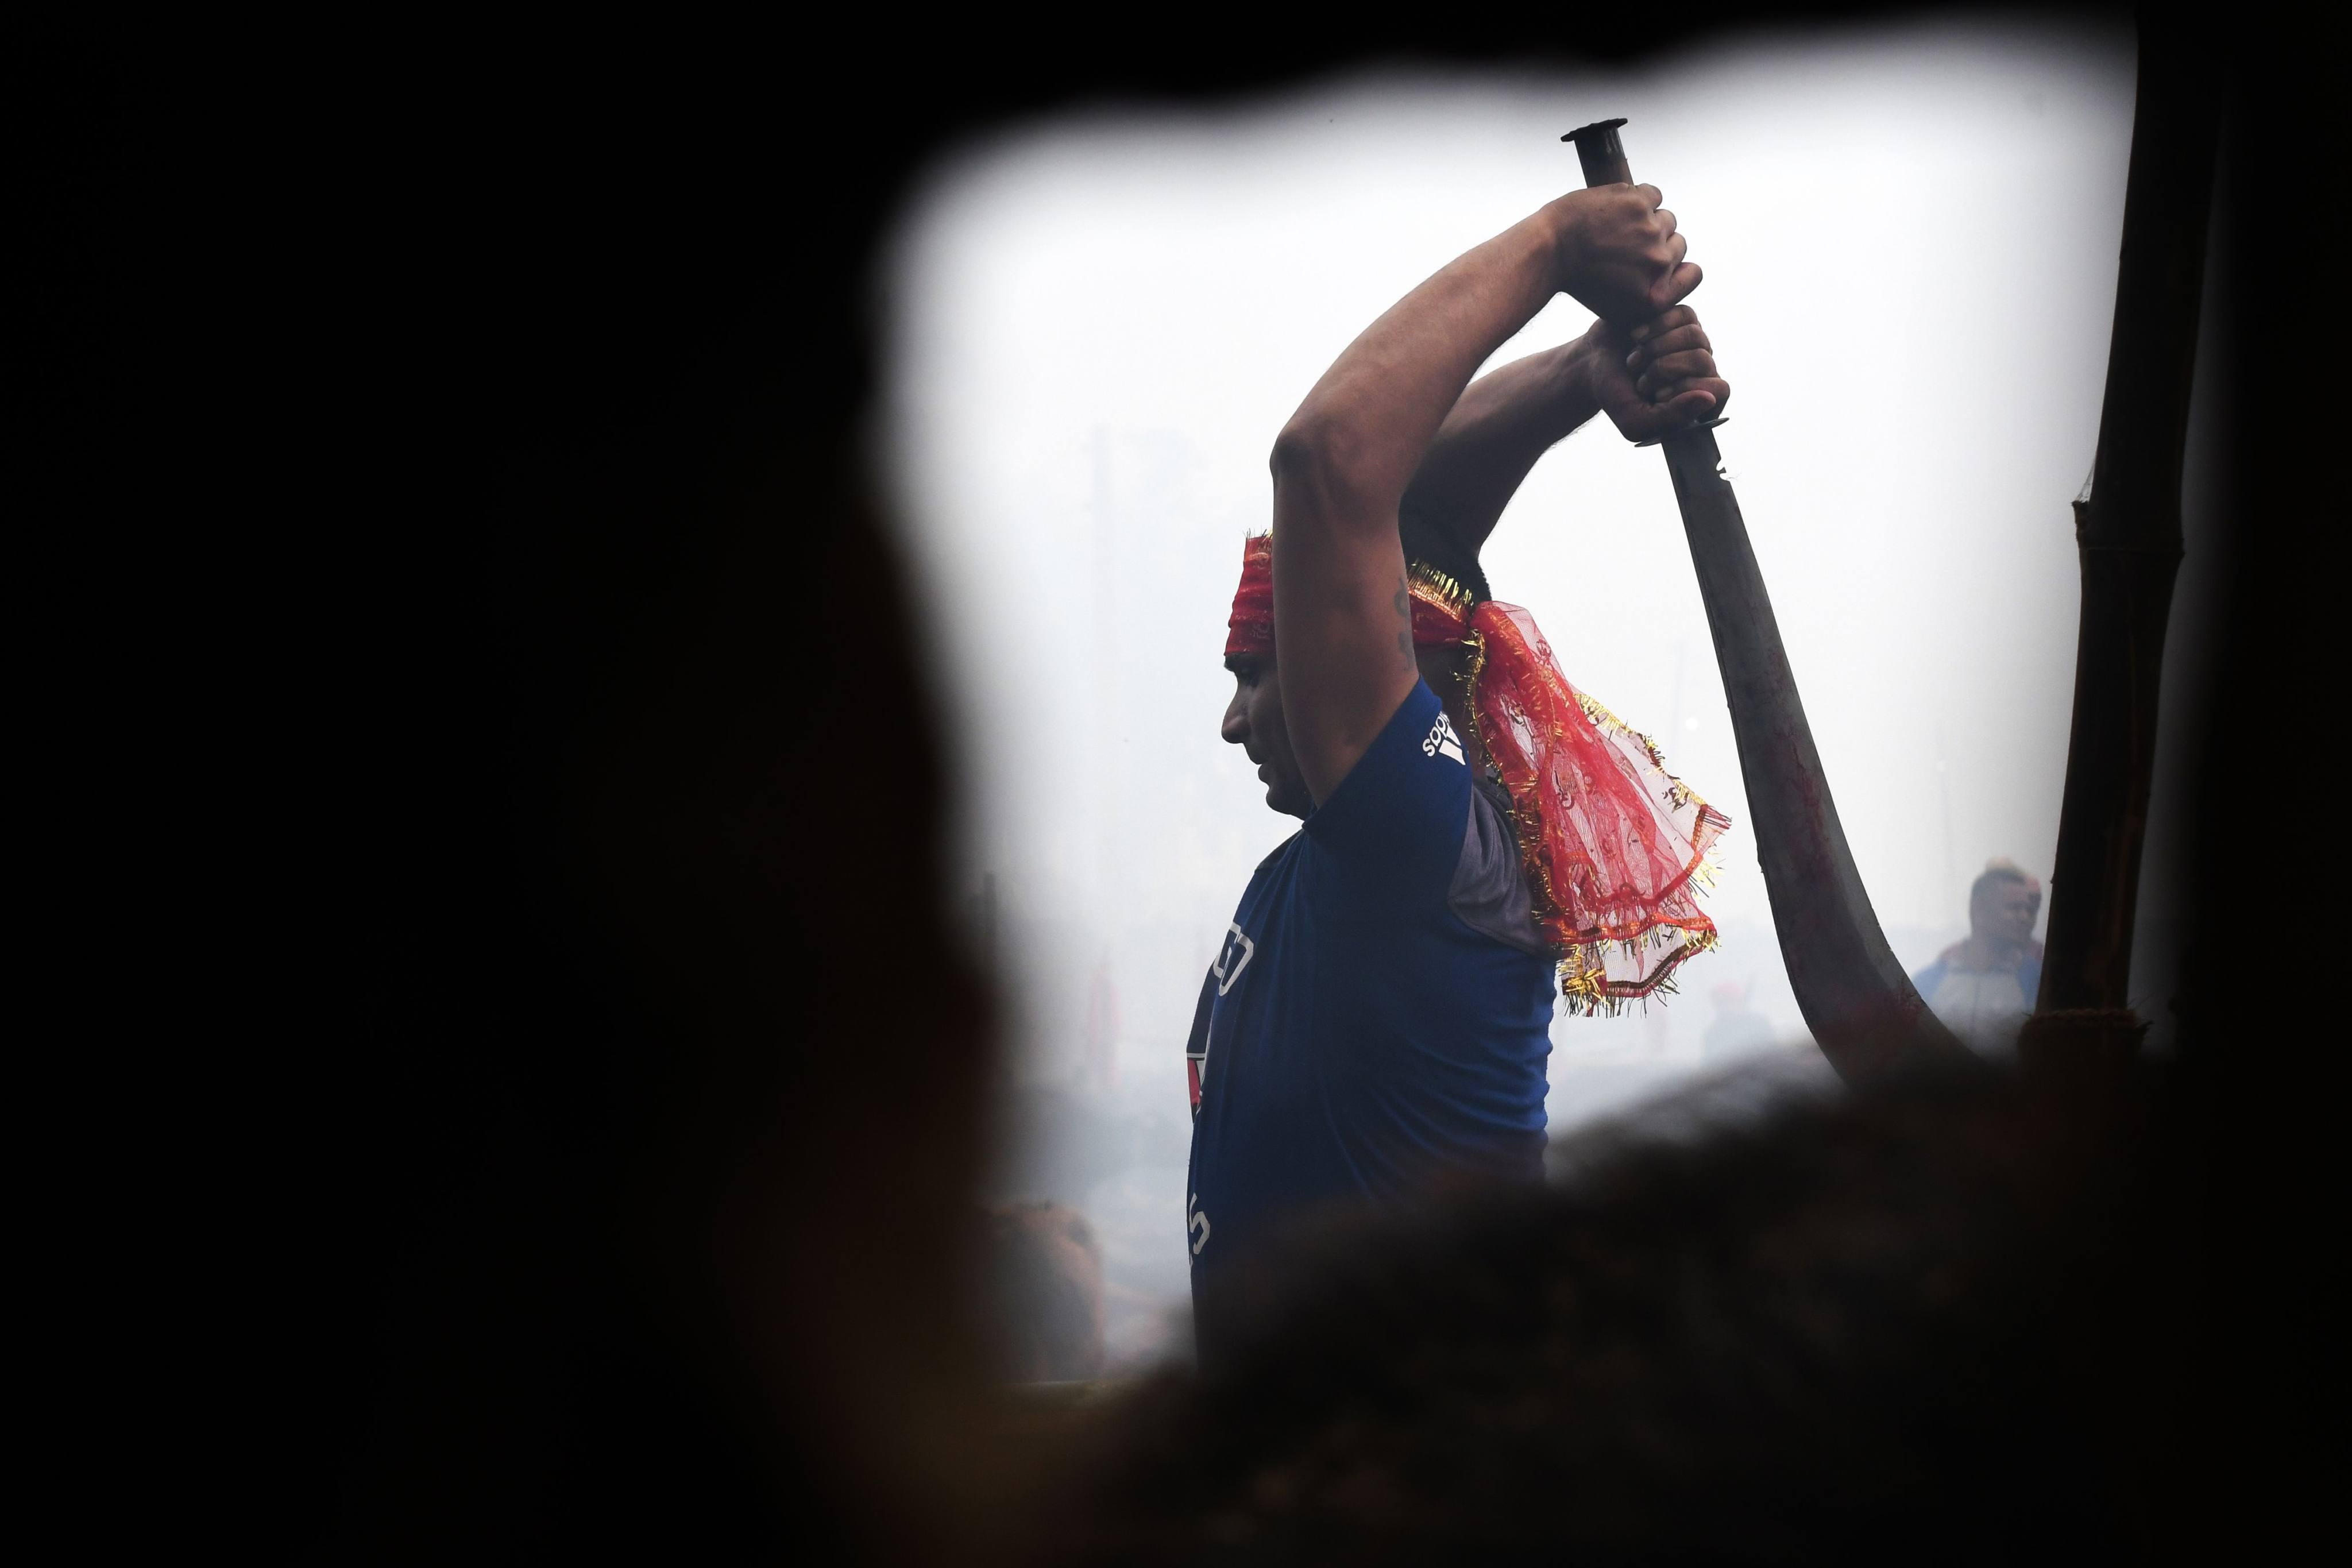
[1562, 119, 1726, 446]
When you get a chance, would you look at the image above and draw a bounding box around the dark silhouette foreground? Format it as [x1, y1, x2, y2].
[37, 11, 2305, 1561]
[1046, 1046, 2188, 1562]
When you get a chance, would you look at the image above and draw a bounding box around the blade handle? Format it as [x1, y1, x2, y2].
[1563, 118, 1632, 187]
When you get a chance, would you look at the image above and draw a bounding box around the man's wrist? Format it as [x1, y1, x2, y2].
[1536, 195, 1591, 296]
[1550, 335, 1606, 424]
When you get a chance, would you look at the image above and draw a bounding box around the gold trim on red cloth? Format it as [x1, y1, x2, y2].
[1225, 538, 1728, 1011]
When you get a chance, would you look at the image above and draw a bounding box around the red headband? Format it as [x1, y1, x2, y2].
[1222, 532, 1730, 1015]
[1223, 534, 1478, 658]
[1223, 536, 1274, 656]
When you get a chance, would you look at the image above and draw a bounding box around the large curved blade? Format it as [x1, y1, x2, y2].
[1663, 427, 1965, 1079]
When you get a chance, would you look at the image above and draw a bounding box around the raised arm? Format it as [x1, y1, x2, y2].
[1270, 186, 1696, 802]
[1400, 307, 1732, 567]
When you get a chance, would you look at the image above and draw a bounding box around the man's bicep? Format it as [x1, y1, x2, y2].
[1268, 481, 1420, 805]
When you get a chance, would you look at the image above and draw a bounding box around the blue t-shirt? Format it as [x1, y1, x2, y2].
[1184, 680, 1556, 1319]
[1912, 945, 2043, 1056]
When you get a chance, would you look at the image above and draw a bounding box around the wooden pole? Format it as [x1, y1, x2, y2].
[2036, 14, 2216, 1021]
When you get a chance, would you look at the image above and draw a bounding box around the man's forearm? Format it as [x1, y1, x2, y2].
[1272, 213, 1564, 526]
[1264, 208, 1569, 801]
[1399, 342, 1602, 562]
[1262, 186, 1681, 800]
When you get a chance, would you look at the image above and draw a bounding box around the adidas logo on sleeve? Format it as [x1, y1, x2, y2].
[1422, 712, 1465, 765]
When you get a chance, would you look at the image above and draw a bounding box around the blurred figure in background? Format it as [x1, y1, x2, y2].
[977, 1202, 1107, 1382]
[1701, 977, 1774, 1065]
[1911, 858, 2044, 1055]
[1082, 958, 1119, 1095]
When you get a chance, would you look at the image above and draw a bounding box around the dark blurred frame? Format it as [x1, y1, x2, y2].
[28, 1, 2328, 1558]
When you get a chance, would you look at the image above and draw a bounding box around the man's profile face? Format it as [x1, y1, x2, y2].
[1972, 878, 2041, 948]
[1222, 654, 1313, 818]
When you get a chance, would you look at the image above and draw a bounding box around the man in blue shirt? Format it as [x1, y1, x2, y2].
[1184, 179, 1731, 1351]
[1911, 859, 2045, 1056]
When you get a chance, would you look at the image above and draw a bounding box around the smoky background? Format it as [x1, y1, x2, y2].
[876, 16, 2139, 1372]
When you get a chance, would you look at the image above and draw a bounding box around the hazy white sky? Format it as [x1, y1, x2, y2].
[879, 18, 2136, 1096]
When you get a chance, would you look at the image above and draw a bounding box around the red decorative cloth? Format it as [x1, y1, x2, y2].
[1223, 534, 1729, 1013]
